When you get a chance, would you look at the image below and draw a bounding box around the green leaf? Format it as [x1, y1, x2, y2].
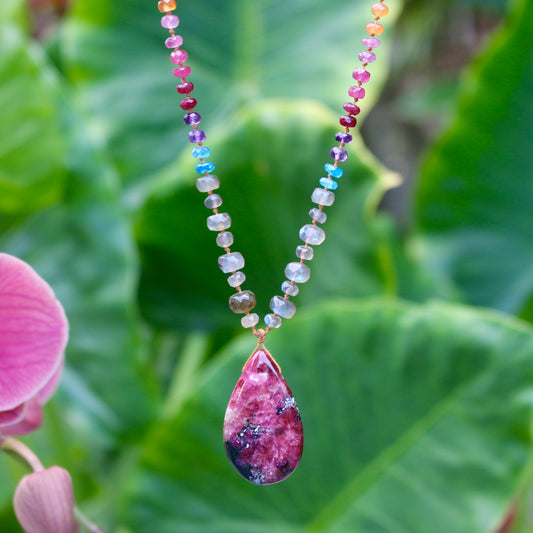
[124, 299, 533, 532]
[415, 0, 533, 315]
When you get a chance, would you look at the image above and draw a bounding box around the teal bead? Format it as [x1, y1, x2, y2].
[319, 177, 338, 190]
[192, 146, 211, 158]
[324, 163, 343, 178]
[196, 162, 215, 174]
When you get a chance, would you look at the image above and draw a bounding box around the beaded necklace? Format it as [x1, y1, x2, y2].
[156, 0, 390, 485]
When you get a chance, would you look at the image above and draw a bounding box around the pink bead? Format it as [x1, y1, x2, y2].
[161, 14, 179, 29]
[173, 66, 191, 78]
[165, 35, 183, 48]
[170, 49, 188, 64]
[352, 67, 371, 83]
[348, 86, 366, 99]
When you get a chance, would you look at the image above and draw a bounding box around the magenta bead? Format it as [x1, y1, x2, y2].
[348, 86, 366, 99]
[174, 66, 191, 78]
[161, 14, 180, 29]
[362, 38, 381, 48]
[358, 51, 376, 63]
[170, 49, 188, 64]
[353, 67, 371, 83]
[165, 35, 183, 48]
[343, 102, 360, 115]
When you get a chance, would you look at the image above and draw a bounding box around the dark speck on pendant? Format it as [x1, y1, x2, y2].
[223, 347, 303, 485]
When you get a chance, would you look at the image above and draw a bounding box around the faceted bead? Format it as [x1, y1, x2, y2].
[174, 66, 191, 78]
[309, 207, 327, 224]
[330, 147, 348, 162]
[358, 51, 376, 63]
[352, 68, 371, 83]
[218, 252, 245, 273]
[299, 224, 326, 245]
[282, 281, 299, 296]
[170, 49, 188, 64]
[343, 102, 361, 115]
[362, 37, 381, 48]
[177, 81, 194, 94]
[335, 132, 353, 144]
[285, 262, 310, 283]
[180, 97, 197, 110]
[366, 22, 384, 35]
[184, 112, 201, 125]
[207, 212, 231, 231]
[165, 35, 183, 48]
[324, 163, 343, 178]
[270, 296, 296, 319]
[371, 3, 389, 17]
[189, 129, 206, 143]
[229, 291, 257, 313]
[192, 146, 211, 158]
[241, 313, 259, 329]
[264, 314, 282, 328]
[196, 175, 219, 192]
[204, 194, 222, 209]
[161, 15, 180, 29]
[296, 245, 314, 260]
[216, 231, 234, 248]
[348, 86, 366, 99]
[319, 177, 338, 190]
[196, 162, 215, 174]
[311, 187, 335, 206]
[228, 271, 246, 288]
[158, 0, 176, 12]
[340, 115, 357, 128]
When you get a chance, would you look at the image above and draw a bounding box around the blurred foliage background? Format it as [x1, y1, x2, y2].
[1, 0, 532, 531]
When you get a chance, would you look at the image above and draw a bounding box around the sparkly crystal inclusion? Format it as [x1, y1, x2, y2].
[223, 348, 303, 485]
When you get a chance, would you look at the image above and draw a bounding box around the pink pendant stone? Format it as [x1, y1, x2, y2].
[223, 348, 303, 485]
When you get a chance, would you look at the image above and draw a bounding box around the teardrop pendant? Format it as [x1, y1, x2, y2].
[223, 347, 303, 485]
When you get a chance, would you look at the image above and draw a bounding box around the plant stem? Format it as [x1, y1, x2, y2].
[0, 435, 44, 472]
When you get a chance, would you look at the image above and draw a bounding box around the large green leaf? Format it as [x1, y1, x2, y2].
[59, 0, 400, 186]
[415, 0, 533, 315]
[124, 299, 533, 532]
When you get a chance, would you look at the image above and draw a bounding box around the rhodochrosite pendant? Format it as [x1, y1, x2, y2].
[223, 347, 303, 485]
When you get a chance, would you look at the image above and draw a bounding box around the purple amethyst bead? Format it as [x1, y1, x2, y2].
[184, 112, 202, 125]
[330, 147, 348, 162]
[165, 35, 184, 48]
[362, 38, 381, 48]
[358, 51, 376, 63]
[352, 67, 371, 83]
[161, 15, 180, 29]
[335, 132, 353, 144]
[189, 130, 206, 143]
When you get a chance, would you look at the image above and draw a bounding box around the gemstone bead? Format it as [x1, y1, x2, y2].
[296, 245, 314, 260]
[241, 313, 259, 329]
[330, 147, 348, 162]
[161, 15, 180, 29]
[282, 281, 299, 296]
[207, 213, 231, 231]
[343, 102, 361, 115]
[204, 194, 222, 209]
[309, 207, 327, 224]
[319, 177, 338, 190]
[264, 314, 282, 328]
[348, 86, 366, 99]
[353, 68, 371, 83]
[180, 97, 197, 110]
[218, 252, 245, 273]
[366, 22, 384, 35]
[177, 81, 194, 94]
[228, 272, 246, 288]
[158, 0, 176, 12]
[192, 146, 211, 158]
[362, 37, 381, 48]
[196, 162, 215, 174]
[324, 163, 343, 178]
[270, 296, 296, 319]
[174, 66, 191, 78]
[311, 188, 335, 206]
[170, 49, 188, 64]
[196, 175, 219, 192]
[371, 3, 389, 16]
[216, 231, 233, 248]
[165, 35, 183, 48]
[299, 224, 326, 245]
[335, 132, 353, 144]
[285, 262, 311, 283]
[184, 112, 201, 125]
[189, 130, 206, 143]
[340, 115, 357, 128]
[359, 51, 376, 63]
[229, 291, 257, 313]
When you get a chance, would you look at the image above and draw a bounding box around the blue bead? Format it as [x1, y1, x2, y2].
[324, 163, 343, 178]
[196, 162, 215, 174]
[192, 146, 211, 159]
[319, 177, 338, 190]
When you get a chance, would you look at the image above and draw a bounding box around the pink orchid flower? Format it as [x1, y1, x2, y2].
[0, 253, 68, 435]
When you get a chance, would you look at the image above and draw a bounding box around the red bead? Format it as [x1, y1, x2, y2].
[180, 97, 197, 110]
[340, 115, 357, 128]
[343, 102, 361, 116]
[177, 81, 194, 94]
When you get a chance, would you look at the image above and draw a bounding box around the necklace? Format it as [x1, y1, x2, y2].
[156, 0, 389, 485]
